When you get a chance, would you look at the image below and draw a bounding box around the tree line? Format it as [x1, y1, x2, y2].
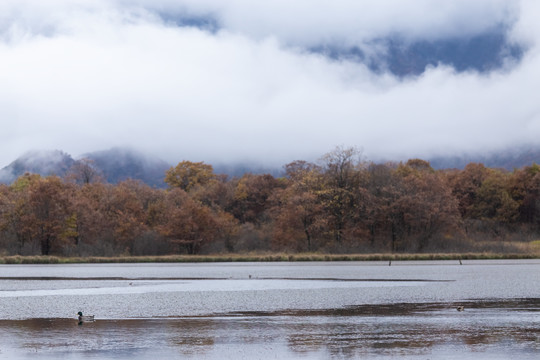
[1, 147, 539, 256]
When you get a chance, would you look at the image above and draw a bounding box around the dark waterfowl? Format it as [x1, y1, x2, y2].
[77, 311, 95, 323]
[456, 306, 465, 311]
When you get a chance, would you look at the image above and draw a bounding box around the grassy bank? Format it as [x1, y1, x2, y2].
[0, 252, 538, 264]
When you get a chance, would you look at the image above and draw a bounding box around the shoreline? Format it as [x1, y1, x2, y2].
[0, 252, 538, 264]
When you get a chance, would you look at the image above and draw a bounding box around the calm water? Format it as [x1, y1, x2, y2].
[0, 260, 538, 359]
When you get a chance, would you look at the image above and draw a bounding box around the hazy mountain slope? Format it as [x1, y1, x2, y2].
[0, 150, 75, 183]
[314, 27, 524, 77]
[428, 147, 540, 170]
[0, 148, 171, 187]
[2, 146, 539, 186]
[82, 148, 171, 187]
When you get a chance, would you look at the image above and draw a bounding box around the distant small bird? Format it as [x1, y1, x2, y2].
[77, 311, 95, 323]
[456, 306, 464, 312]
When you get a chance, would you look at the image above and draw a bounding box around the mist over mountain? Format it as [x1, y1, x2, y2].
[212, 163, 284, 178]
[0, 27, 525, 182]
[0, 148, 284, 186]
[313, 26, 523, 77]
[1, 145, 539, 188]
[0, 150, 75, 184]
[1, 0, 538, 169]
[428, 146, 540, 171]
[82, 148, 170, 188]
[0, 148, 171, 187]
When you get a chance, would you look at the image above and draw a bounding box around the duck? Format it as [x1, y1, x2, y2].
[77, 311, 95, 323]
[456, 306, 465, 312]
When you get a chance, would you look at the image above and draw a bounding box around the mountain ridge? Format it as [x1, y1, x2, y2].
[1, 146, 539, 187]
[82, 148, 170, 188]
[0, 148, 171, 188]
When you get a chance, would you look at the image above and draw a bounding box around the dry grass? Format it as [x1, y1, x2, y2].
[0, 250, 538, 264]
[530, 240, 540, 248]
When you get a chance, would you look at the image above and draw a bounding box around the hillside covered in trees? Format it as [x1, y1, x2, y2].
[0, 147, 539, 257]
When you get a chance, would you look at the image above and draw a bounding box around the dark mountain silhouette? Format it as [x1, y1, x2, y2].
[313, 27, 524, 77]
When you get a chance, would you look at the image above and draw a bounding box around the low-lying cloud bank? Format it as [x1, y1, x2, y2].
[0, 0, 539, 167]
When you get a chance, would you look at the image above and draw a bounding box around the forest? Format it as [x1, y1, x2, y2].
[0, 147, 539, 257]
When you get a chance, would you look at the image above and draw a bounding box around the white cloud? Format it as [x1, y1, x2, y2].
[0, 0, 539, 168]
[128, 0, 517, 43]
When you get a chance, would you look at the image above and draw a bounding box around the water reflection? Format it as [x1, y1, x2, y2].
[0, 299, 538, 359]
[1, 261, 538, 358]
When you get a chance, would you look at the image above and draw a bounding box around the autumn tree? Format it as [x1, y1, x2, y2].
[103, 181, 150, 254]
[68, 182, 108, 254]
[404, 158, 434, 173]
[469, 169, 519, 223]
[155, 188, 236, 254]
[271, 161, 324, 251]
[446, 163, 490, 218]
[9, 175, 77, 255]
[66, 158, 104, 184]
[318, 146, 364, 246]
[3, 151, 540, 257]
[165, 161, 216, 192]
[0, 183, 19, 253]
[1, 174, 46, 254]
[394, 162, 461, 251]
[366, 161, 460, 252]
[365, 162, 399, 250]
[229, 173, 284, 224]
[189, 173, 235, 210]
[509, 164, 540, 227]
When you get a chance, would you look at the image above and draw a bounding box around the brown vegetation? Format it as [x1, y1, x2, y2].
[1, 147, 540, 257]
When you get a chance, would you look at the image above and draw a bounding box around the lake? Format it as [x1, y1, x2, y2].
[0, 260, 538, 359]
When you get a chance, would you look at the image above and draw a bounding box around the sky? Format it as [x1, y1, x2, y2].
[1, 0, 539, 168]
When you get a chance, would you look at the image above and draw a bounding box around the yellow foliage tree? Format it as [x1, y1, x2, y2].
[165, 161, 216, 192]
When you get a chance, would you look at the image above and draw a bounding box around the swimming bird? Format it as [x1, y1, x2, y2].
[456, 306, 464, 312]
[77, 311, 95, 323]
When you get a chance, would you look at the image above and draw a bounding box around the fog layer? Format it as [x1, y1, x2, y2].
[0, 0, 538, 166]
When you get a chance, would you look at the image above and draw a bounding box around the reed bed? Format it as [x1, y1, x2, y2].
[0, 252, 538, 264]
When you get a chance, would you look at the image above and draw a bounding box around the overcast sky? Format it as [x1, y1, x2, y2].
[1, 0, 539, 167]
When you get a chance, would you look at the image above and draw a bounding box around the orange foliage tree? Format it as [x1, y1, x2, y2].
[1, 152, 540, 256]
